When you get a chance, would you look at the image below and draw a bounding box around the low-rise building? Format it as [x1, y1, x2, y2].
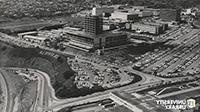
[132, 10, 153, 17]
[64, 29, 128, 51]
[23, 35, 47, 44]
[126, 22, 168, 35]
[103, 24, 116, 31]
[92, 7, 114, 16]
[159, 9, 181, 22]
[111, 11, 139, 22]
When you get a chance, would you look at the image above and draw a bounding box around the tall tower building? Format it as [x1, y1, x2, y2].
[84, 15, 103, 35]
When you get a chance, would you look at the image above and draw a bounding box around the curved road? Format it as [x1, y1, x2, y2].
[0, 69, 12, 112]
[2, 67, 200, 112]
[3, 66, 155, 112]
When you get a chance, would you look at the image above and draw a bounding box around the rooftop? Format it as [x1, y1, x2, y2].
[64, 29, 127, 39]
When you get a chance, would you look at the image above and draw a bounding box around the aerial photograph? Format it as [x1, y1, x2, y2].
[0, 0, 200, 112]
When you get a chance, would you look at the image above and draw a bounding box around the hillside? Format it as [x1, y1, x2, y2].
[0, 69, 37, 112]
[110, 0, 200, 8]
[1, 0, 200, 18]
[0, 42, 104, 98]
[0, 0, 90, 18]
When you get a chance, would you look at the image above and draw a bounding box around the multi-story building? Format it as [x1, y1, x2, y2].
[84, 15, 103, 35]
[159, 9, 181, 22]
[126, 22, 168, 35]
[64, 15, 128, 51]
[65, 30, 128, 50]
[111, 11, 139, 22]
[92, 7, 114, 16]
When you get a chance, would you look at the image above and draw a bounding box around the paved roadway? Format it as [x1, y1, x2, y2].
[0, 33, 184, 112]
[0, 31, 199, 112]
[2, 66, 200, 112]
[3, 66, 160, 112]
[157, 86, 200, 99]
[0, 69, 13, 112]
[144, 29, 200, 72]
[3, 68, 57, 112]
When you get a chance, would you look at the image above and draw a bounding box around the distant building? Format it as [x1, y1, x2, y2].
[144, 8, 160, 16]
[159, 9, 181, 22]
[126, 22, 168, 35]
[84, 15, 103, 35]
[133, 10, 153, 17]
[131, 6, 147, 11]
[144, 22, 168, 31]
[129, 7, 158, 17]
[103, 24, 116, 31]
[111, 11, 139, 22]
[92, 7, 114, 16]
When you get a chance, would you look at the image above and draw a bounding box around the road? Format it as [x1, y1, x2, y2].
[157, 86, 200, 99]
[1, 65, 200, 112]
[0, 69, 13, 112]
[0, 32, 163, 111]
[3, 67, 57, 112]
[0, 30, 199, 112]
[144, 28, 200, 73]
[2, 66, 160, 112]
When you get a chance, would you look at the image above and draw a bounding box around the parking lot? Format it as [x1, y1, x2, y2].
[132, 26, 200, 78]
[68, 56, 135, 89]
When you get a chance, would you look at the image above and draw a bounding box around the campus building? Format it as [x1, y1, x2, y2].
[84, 15, 103, 35]
[159, 9, 181, 22]
[64, 29, 128, 51]
[63, 14, 129, 51]
[92, 7, 114, 16]
[111, 11, 139, 22]
[126, 22, 168, 35]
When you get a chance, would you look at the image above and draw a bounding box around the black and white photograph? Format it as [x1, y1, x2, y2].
[0, 0, 200, 112]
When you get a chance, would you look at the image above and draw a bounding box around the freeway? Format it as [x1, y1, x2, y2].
[144, 29, 200, 73]
[3, 67, 56, 112]
[157, 86, 200, 99]
[0, 69, 13, 112]
[3, 66, 160, 112]
[2, 65, 200, 112]
[0, 30, 199, 112]
[50, 74, 200, 111]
